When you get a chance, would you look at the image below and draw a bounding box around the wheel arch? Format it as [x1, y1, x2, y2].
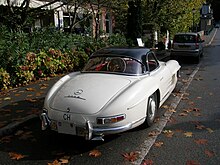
[155, 89, 160, 109]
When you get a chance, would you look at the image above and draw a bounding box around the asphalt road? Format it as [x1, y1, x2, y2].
[0, 61, 200, 165]
[0, 30, 218, 165]
[144, 29, 220, 165]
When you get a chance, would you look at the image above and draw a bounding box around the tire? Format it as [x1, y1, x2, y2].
[194, 55, 200, 64]
[144, 93, 158, 127]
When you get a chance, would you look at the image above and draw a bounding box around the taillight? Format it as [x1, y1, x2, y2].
[195, 36, 199, 49]
[195, 43, 199, 49]
[97, 114, 126, 124]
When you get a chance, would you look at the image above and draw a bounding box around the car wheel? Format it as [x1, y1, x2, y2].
[194, 55, 200, 64]
[144, 93, 158, 127]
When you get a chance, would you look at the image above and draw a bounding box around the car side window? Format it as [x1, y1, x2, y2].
[146, 53, 159, 72]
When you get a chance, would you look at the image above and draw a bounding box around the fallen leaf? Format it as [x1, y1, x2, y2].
[3, 97, 11, 101]
[59, 158, 69, 164]
[195, 124, 206, 130]
[167, 109, 176, 113]
[89, 149, 102, 157]
[175, 129, 184, 133]
[15, 130, 24, 136]
[188, 101, 195, 106]
[179, 112, 188, 116]
[167, 117, 177, 124]
[182, 96, 189, 100]
[16, 110, 25, 113]
[153, 117, 160, 123]
[9, 152, 27, 160]
[193, 108, 200, 112]
[36, 92, 42, 97]
[142, 159, 153, 165]
[47, 160, 61, 165]
[163, 130, 174, 138]
[18, 131, 33, 140]
[14, 94, 21, 97]
[206, 128, 214, 133]
[0, 136, 13, 143]
[184, 132, 193, 137]
[122, 151, 138, 162]
[182, 79, 189, 83]
[148, 130, 159, 137]
[25, 98, 37, 102]
[162, 105, 169, 109]
[154, 141, 164, 147]
[183, 109, 192, 113]
[186, 160, 200, 165]
[26, 88, 35, 91]
[193, 113, 202, 117]
[194, 139, 208, 145]
[205, 150, 214, 158]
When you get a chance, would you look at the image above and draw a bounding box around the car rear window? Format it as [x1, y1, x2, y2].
[174, 34, 196, 43]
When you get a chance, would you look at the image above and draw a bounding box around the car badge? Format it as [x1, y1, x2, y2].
[74, 89, 83, 95]
[67, 107, 70, 112]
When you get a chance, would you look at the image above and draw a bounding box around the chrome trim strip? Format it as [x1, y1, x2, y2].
[92, 123, 132, 135]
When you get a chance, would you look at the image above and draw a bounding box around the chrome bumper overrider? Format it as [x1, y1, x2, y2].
[40, 112, 132, 141]
[41, 113, 51, 130]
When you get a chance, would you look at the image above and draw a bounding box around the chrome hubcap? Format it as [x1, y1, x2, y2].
[148, 97, 156, 120]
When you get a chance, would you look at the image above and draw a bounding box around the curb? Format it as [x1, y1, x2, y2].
[0, 114, 38, 137]
[133, 65, 201, 165]
[205, 28, 217, 46]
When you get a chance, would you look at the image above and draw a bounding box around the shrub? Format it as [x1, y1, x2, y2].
[0, 26, 127, 90]
[0, 68, 10, 90]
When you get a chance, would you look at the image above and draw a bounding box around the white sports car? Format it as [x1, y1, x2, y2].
[41, 47, 180, 140]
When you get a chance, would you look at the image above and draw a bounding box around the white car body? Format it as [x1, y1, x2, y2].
[41, 47, 181, 140]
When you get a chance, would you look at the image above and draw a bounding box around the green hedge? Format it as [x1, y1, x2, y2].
[0, 26, 127, 90]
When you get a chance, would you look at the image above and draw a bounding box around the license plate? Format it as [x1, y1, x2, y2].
[57, 122, 76, 135]
[178, 45, 190, 48]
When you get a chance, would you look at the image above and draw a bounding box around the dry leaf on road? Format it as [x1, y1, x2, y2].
[142, 159, 153, 165]
[3, 97, 12, 101]
[184, 132, 193, 137]
[163, 130, 174, 138]
[206, 128, 214, 133]
[89, 149, 102, 157]
[47, 160, 61, 165]
[195, 124, 206, 130]
[186, 160, 200, 165]
[9, 152, 27, 160]
[148, 130, 160, 137]
[26, 88, 35, 91]
[205, 150, 215, 158]
[194, 139, 208, 145]
[122, 151, 138, 162]
[154, 141, 164, 147]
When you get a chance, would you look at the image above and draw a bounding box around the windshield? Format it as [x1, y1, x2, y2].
[82, 56, 144, 75]
[174, 34, 197, 43]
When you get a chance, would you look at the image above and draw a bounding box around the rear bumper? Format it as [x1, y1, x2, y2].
[170, 50, 201, 57]
[40, 112, 132, 140]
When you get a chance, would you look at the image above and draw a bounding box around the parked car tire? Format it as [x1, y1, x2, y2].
[145, 93, 158, 127]
[194, 55, 200, 64]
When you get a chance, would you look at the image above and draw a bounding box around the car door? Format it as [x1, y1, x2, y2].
[146, 52, 172, 101]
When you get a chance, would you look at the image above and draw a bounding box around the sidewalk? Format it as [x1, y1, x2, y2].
[0, 76, 61, 136]
[0, 29, 217, 137]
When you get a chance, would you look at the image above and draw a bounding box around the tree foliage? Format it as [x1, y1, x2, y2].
[126, 0, 142, 46]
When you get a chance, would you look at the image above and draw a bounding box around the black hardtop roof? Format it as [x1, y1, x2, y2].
[91, 47, 152, 61]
